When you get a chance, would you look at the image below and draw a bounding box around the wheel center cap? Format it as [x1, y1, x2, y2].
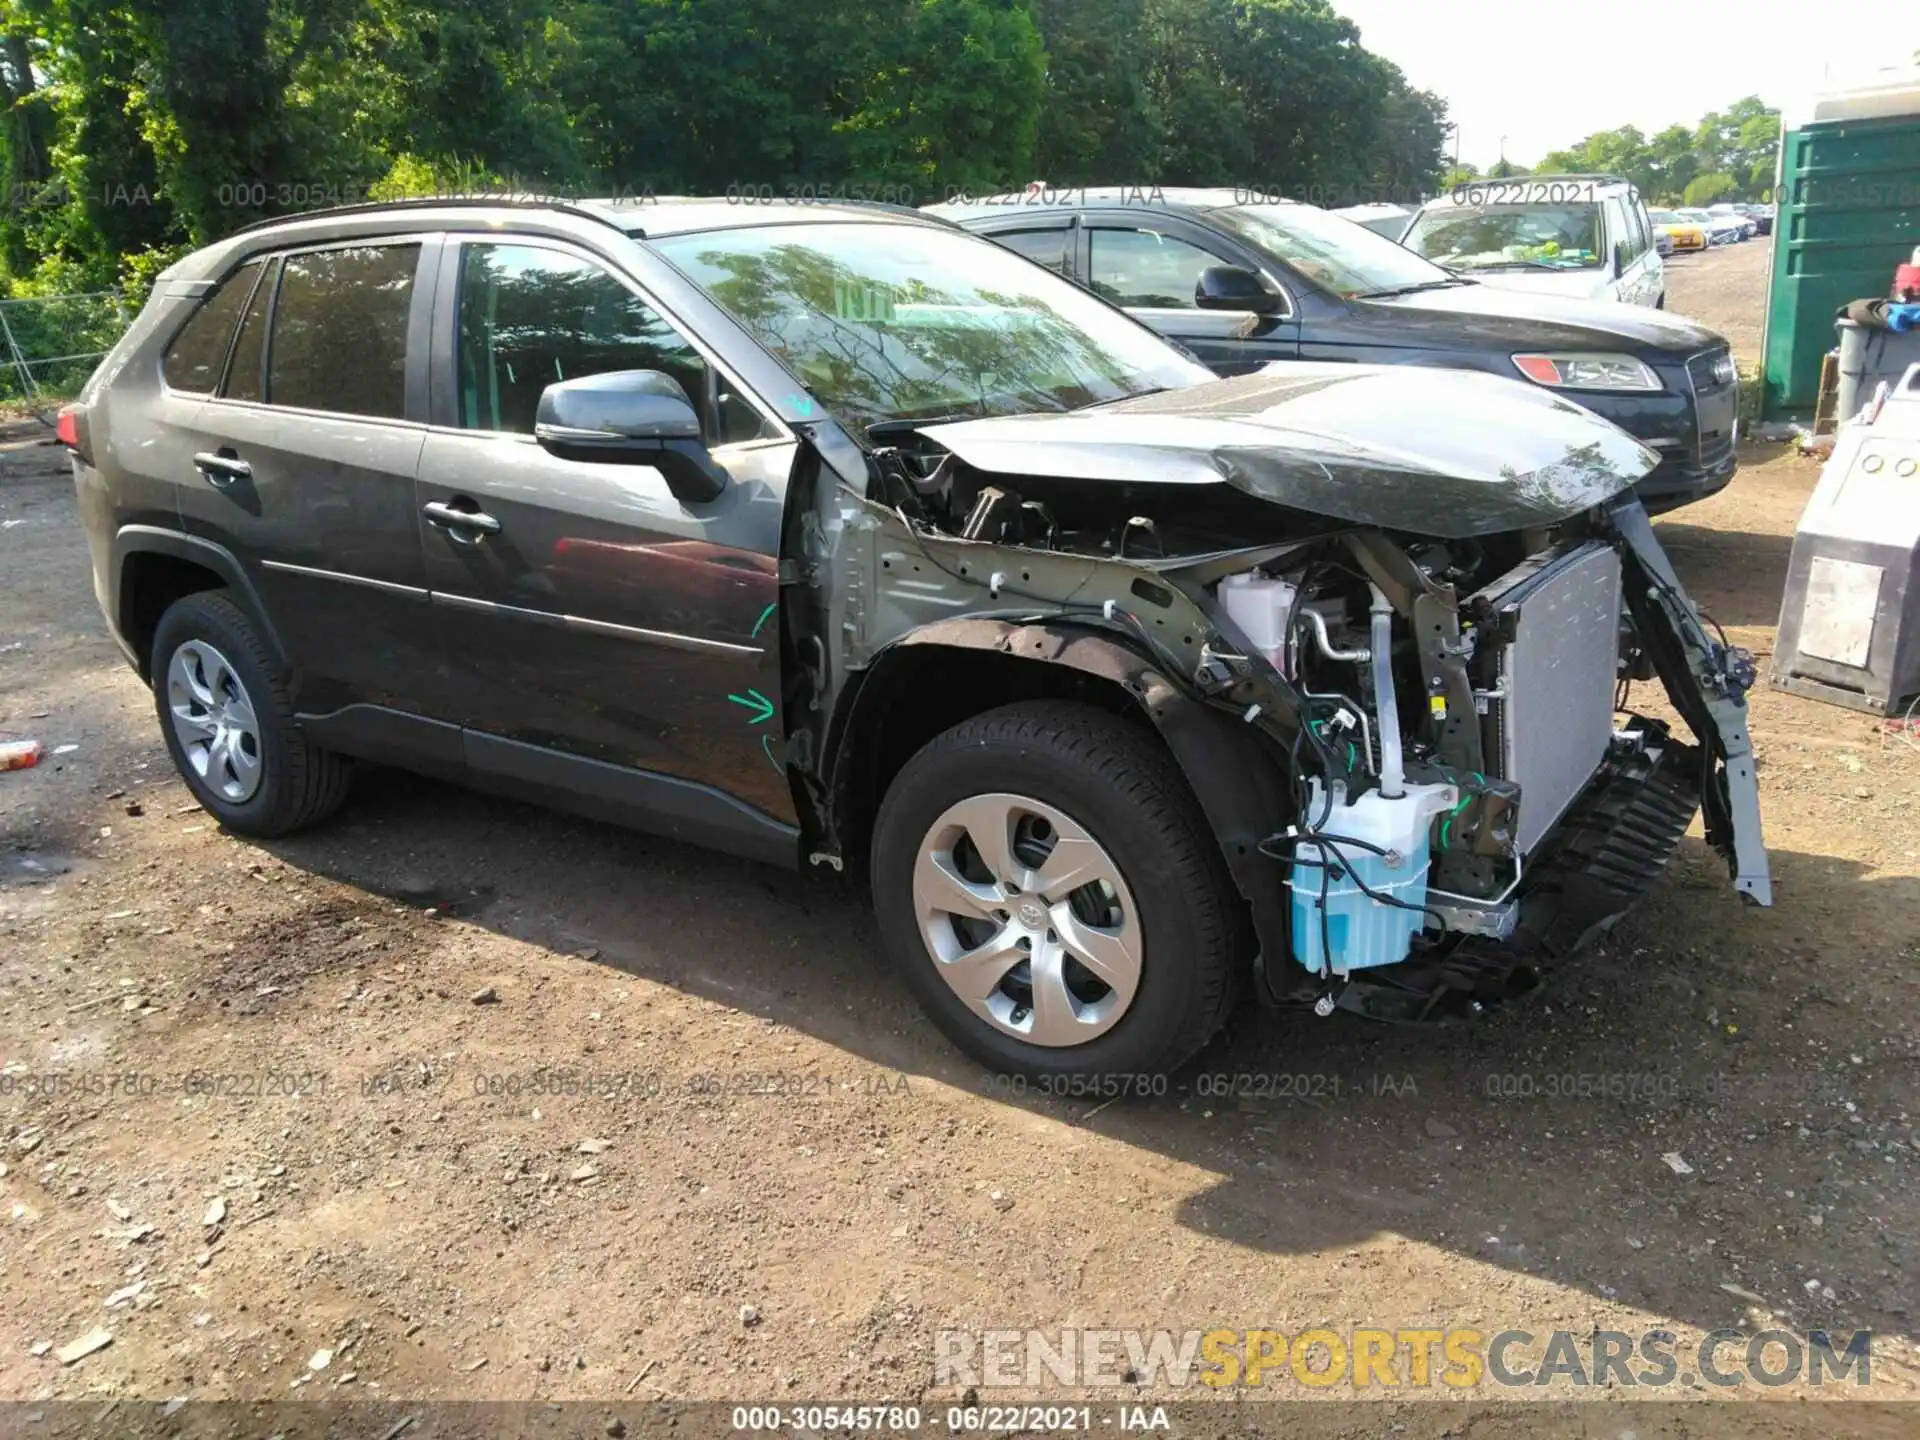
[1016, 900, 1047, 929]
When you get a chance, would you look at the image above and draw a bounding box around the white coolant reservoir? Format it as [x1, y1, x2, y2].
[1218, 571, 1298, 675]
[1289, 779, 1459, 977]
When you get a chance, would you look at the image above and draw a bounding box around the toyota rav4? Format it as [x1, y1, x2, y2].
[63, 197, 1771, 1079]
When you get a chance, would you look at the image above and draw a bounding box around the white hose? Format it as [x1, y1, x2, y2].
[1368, 584, 1405, 798]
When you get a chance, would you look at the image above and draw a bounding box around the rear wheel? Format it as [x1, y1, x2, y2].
[151, 591, 351, 837]
[871, 701, 1240, 1079]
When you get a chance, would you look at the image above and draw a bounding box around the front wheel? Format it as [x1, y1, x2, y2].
[870, 701, 1241, 1079]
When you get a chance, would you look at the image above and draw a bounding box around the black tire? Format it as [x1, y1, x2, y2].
[150, 590, 351, 837]
[870, 701, 1241, 1079]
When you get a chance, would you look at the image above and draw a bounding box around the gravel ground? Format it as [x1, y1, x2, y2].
[1663, 237, 1773, 369]
[2, 240, 1917, 1433]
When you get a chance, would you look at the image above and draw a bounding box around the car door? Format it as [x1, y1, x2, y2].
[414, 233, 798, 835]
[1632, 199, 1665, 305]
[1601, 197, 1634, 302]
[1613, 196, 1656, 306]
[169, 237, 456, 736]
[1077, 216, 1299, 375]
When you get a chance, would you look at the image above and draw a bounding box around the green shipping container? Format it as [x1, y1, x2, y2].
[1761, 76, 1920, 422]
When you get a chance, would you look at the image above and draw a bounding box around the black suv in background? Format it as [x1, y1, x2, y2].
[930, 188, 1740, 512]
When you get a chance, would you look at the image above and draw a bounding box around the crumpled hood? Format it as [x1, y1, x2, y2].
[922, 364, 1660, 539]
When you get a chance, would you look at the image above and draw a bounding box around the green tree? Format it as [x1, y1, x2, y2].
[1696, 95, 1779, 198]
[1681, 171, 1736, 206]
[1643, 124, 1700, 203]
[1029, 0, 1158, 182]
[0, 0, 1454, 298]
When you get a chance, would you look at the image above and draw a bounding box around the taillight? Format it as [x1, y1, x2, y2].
[55, 403, 91, 464]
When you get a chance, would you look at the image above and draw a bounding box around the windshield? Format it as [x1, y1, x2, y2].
[1207, 204, 1451, 297]
[1403, 202, 1605, 272]
[1649, 210, 1685, 225]
[649, 221, 1210, 433]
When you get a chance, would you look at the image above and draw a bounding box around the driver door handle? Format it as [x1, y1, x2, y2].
[422, 499, 503, 538]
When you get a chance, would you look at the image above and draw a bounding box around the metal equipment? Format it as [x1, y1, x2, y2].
[1773, 362, 1920, 714]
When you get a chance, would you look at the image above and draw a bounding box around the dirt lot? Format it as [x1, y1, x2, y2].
[3, 241, 1918, 1431]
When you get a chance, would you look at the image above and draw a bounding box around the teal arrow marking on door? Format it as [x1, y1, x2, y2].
[728, 689, 775, 724]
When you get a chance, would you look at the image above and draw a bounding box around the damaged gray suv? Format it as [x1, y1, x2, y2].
[64, 197, 1772, 1078]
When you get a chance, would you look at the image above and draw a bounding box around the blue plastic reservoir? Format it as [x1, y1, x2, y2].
[1287, 782, 1456, 976]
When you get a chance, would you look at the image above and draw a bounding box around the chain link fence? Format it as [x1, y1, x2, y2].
[0, 290, 132, 418]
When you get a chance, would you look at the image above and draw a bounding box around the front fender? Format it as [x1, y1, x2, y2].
[839, 618, 1300, 1000]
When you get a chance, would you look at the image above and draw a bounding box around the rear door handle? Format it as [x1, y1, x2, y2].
[422, 499, 503, 539]
[193, 451, 251, 486]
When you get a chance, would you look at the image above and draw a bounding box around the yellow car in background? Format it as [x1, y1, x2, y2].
[1649, 208, 1708, 252]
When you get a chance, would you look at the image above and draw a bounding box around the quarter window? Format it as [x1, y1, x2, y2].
[1088, 228, 1222, 309]
[223, 256, 278, 403]
[454, 241, 769, 445]
[992, 227, 1071, 274]
[161, 261, 263, 394]
[266, 244, 418, 419]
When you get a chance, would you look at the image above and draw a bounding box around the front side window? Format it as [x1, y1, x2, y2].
[1088, 228, 1222, 309]
[267, 244, 418, 418]
[1402, 202, 1606, 272]
[651, 221, 1209, 434]
[454, 241, 769, 445]
[161, 261, 262, 393]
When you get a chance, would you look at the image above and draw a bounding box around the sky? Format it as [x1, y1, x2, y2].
[1330, 0, 1919, 168]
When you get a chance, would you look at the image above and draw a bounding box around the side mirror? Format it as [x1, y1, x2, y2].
[534, 369, 727, 503]
[1195, 265, 1285, 316]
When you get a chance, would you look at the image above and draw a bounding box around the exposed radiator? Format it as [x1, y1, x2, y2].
[1473, 542, 1624, 855]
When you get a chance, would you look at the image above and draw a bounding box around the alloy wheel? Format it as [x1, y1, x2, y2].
[911, 792, 1142, 1046]
[166, 639, 263, 804]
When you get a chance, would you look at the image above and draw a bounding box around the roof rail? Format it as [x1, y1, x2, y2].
[830, 198, 963, 228]
[225, 194, 632, 239]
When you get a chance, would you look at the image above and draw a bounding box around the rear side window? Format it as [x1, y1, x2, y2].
[267, 244, 418, 418]
[223, 256, 278, 403]
[161, 261, 263, 393]
[992, 227, 1070, 274]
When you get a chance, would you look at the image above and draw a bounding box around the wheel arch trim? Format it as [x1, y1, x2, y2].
[111, 525, 290, 678]
[826, 618, 1298, 996]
